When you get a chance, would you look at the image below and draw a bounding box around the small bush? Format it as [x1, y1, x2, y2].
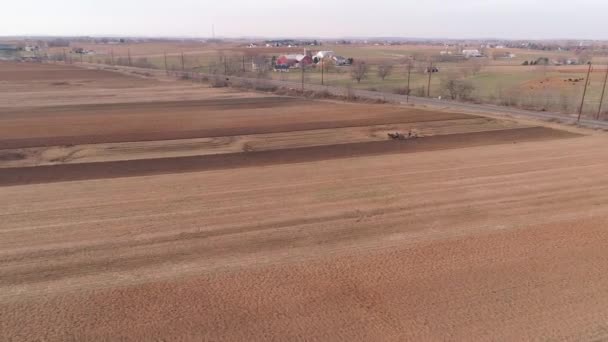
[254, 81, 278, 92]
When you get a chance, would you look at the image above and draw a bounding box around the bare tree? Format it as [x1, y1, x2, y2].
[441, 76, 475, 100]
[577, 50, 593, 65]
[225, 56, 246, 76]
[323, 58, 336, 73]
[351, 61, 369, 83]
[471, 58, 486, 75]
[377, 62, 394, 81]
[252, 55, 271, 78]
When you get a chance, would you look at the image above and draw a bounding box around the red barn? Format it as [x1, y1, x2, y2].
[276, 54, 313, 68]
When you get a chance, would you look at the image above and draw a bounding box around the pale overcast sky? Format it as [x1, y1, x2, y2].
[1, 0, 605, 39]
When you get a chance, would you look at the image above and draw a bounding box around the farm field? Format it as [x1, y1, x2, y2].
[2, 61, 608, 341]
[37, 40, 608, 116]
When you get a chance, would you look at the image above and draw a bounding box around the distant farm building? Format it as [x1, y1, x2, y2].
[0, 44, 18, 51]
[24, 45, 39, 52]
[332, 56, 351, 66]
[463, 49, 483, 58]
[0, 44, 19, 60]
[276, 54, 313, 68]
[314, 51, 335, 60]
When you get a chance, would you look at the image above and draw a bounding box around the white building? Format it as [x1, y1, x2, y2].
[314, 51, 335, 60]
[463, 49, 483, 58]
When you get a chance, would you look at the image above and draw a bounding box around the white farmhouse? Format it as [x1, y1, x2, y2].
[462, 49, 483, 58]
[314, 51, 335, 60]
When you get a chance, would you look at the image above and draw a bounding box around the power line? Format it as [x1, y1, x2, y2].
[427, 60, 433, 97]
[164, 51, 168, 75]
[578, 62, 592, 122]
[598, 65, 608, 120]
[406, 60, 412, 103]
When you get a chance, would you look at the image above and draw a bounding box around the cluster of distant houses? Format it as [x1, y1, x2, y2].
[0, 43, 38, 52]
[274, 50, 352, 71]
[0, 43, 40, 61]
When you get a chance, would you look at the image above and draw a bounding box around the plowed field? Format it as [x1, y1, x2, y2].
[2, 61, 606, 341]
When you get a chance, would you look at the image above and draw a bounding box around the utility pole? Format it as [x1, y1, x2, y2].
[597, 64, 608, 120]
[301, 64, 305, 91]
[80, 52, 83, 63]
[62, 49, 67, 63]
[406, 61, 412, 103]
[127, 49, 132, 66]
[321, 59, 324, 86]
[164, 51, 168, 75]
[181, 51, 185, 72]
[110, 49, 115, 65]
[578, 62, 593, 122]
[426, 60, 433, 97]
[242, 56, 245, 73]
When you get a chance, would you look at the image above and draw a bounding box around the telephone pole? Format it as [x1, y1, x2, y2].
[62, 49, 67, 63]
[301, 64, 305, 91]
[181, 52, 185, 72]
[426, 60, 433, 97]
[110, 49, 115, 65]
[578, 62, 593, 122]
[321, 59, 324, 85]
[597, 64, 608, 120]
[406, 61, 412, 103]
[127, 49, 132, 66]
[164, 51, 168, 75]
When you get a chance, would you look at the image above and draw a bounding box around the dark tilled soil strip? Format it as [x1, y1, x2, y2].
[0, 127, 579, 187]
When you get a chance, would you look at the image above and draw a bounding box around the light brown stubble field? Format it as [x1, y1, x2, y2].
[1, 61, 608, 341]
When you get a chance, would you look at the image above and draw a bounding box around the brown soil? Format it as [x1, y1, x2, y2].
[0, 62, 160, 94]
[0, 118, 527, 168]
[1, 134, 608, 341]
[0, 61, 604, 341]
[0, 127, 578, 186]
[0, 99, 474, 149]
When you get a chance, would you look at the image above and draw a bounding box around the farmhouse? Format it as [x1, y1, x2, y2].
[0, 44, 19, 60]
[314, 51, 335, 59]
[276, 54, 313, 68]
[463, 49, 483, 58]
[0, 44, 18, 51]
